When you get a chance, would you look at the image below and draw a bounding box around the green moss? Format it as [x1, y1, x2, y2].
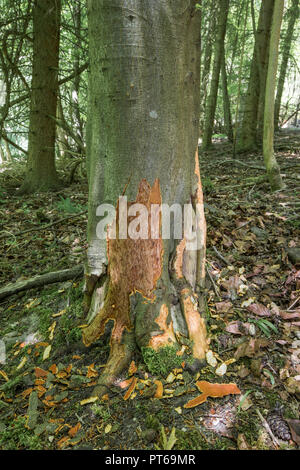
[236, 410, 260, 446]
[145, 414, 160, 431]
[0, 416, 43, 450]
[175, 430, 209, 450]
[141, 346, 183, 377]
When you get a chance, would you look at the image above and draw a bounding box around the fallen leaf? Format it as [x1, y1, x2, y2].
[286, 419, 300, 445]
[247, 303, 271, 317]
[43, 345, 51, 361]
[206, 350, 217, 367]
[16, 356, 27, 370]
[68, 422, 81, 438]
[215, 363, 227, 376]
[123, 376, 137, 400]
[105, 424, 112, 434]
[80, 396, 98, 405]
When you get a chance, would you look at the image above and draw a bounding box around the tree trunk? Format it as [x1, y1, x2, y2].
[274, 0, 299, 130]
[202, 0, 229, 150]
[237, 0, 274, 152]
[199, 6, 216, 136]
[83, 0, 208, 397]
[221, 46, 233, 142]
[263, 0, 284, 191]
[20, 0, 61, 194]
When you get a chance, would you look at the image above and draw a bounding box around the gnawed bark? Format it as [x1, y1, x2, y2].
[84, 0, 208, 397]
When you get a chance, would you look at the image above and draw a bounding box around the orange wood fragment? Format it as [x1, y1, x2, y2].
[154, 380, 164, 399]
[123, 376, 137, 400]
[184, 394, 208, 408]
[128, 360, 137, 376]
[184, 381, 241, 409]
[68, 422, 81, 438]
[118, 377, 134, 390]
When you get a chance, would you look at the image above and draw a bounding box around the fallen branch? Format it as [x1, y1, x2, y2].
[0, 265, 84, 300]
[0, 211, 87, 240]
[256, 409, 280, 449]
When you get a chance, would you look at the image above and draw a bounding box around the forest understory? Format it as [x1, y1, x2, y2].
[0, 132, 299, 451]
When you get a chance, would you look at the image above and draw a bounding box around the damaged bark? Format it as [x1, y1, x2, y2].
[84, 0, 208, 396]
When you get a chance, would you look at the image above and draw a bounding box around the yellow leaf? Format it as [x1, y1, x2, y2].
[52, 309, 66, 318]
[16, 356, 27, 370]
[43, 345, 51, 361]
[0, 370, 9, 381]
[105, 424, 112, 434]
[80, 396, 98, 405]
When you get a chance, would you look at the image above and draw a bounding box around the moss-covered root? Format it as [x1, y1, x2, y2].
[92, 330, 135, 398]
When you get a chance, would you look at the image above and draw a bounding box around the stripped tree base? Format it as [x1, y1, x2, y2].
[82, 154, 208, 398]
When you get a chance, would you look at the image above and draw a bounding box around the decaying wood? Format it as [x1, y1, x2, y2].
[0, 265, 83, 300]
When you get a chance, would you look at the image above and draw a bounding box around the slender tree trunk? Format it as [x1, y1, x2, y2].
[256, 0, 275, 142]
[4, 139, 12, 162]
[237, 0, 274, 152]
[199, 7, 216, 136]
[56, 95, 69, 160]
[274, 0, 299, 130]
[263, 0, 284, 191]
[221, 46, 233, 142]
[83, 0, 208, 397]
[202, 0, 229, 150]
[20, 0, 61, 194]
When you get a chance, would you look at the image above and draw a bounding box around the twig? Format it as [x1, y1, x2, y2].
[0, 211, 87, 240]
[212, 246, 230, 266]
[0, 265, 84, 301]
[206, 265, 221, 300]
[256, 409, 280, 449]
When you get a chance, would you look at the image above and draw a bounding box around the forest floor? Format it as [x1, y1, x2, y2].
[0, 130, 299, 451]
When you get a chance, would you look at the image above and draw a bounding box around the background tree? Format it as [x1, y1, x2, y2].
[202, 0, 230, 150]
[20, 0, 62, 193]
[263, 0, 285, 191]
[274, 0, 299, 130]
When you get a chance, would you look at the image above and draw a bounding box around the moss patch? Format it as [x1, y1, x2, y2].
[141, 345, 183, 377]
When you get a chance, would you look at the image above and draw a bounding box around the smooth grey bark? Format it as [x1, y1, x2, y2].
[202, 0, 229, 149]
[20, 0, 61, 194]
[263, 0, 284, 191]
[84, 0, 207, 395]
[237, 0, 274, 152]
[221, 46, 233, 142]
[274, 0, 299, 130]
[87, 0, 202, 278]
[199, 5, 216, 135]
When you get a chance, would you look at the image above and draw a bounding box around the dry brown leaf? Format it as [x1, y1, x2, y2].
[123, 376, 137, 401]
[247, 303, 271, 317]
[34, 367, 48, 378]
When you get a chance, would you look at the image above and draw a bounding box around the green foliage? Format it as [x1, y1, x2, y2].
[0, 416, 43, 450]
[55, 196, 84, 214]
[202, 176, 215, 194]
[90, 404, 111, 422]
[248, 318, 278, 338]
[145, 414, 160, 431]
[141, 346, 183, 377]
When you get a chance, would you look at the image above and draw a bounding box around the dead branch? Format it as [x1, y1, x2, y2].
[0, 265, 84, 301]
